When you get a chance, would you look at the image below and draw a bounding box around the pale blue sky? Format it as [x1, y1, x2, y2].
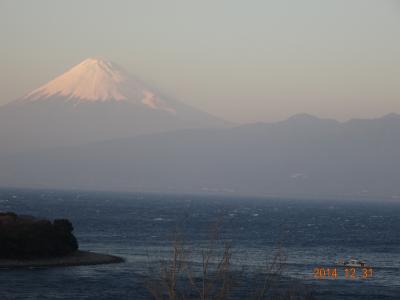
[1, 0, 399, 122]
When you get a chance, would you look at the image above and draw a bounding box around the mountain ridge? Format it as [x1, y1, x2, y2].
[1, 113, 399, 199]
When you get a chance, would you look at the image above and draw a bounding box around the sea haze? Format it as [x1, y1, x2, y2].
[0, 189, 399, 299]
[1, 113, 400, 199]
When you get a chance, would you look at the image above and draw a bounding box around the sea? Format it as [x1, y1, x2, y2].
[0, 188, 399, 300]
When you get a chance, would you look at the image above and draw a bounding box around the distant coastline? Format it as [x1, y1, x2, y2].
[0, 250, 124, 269]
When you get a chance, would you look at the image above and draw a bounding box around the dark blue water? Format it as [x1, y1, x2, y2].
[0, 188, 399, 299]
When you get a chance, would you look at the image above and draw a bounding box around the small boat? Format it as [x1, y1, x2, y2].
[337, 258, 369, 268]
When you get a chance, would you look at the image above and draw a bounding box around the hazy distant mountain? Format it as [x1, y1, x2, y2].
[1, 113, 399, 199]
[0, 58, 226, 154]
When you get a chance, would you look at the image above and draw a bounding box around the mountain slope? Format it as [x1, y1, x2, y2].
[0, 58, 227, 154]
[1, 114, 399, 199]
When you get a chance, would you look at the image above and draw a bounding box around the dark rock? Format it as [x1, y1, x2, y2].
[0, 212, 78, 259]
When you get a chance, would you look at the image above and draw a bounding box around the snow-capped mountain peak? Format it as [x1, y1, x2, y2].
[22, 58, 175, 113]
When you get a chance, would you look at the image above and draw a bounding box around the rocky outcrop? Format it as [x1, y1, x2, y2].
[0, 212, 78, 259]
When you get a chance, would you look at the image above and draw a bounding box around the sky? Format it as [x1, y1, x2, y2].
[0, 0, 399, 123]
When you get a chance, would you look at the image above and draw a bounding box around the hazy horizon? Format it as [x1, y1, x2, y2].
[1, 0, 400, 123]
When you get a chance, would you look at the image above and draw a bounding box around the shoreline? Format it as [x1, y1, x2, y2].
[0, 250, 124, 269]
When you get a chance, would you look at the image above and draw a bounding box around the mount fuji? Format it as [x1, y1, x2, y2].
[0, 58, 227, 154]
